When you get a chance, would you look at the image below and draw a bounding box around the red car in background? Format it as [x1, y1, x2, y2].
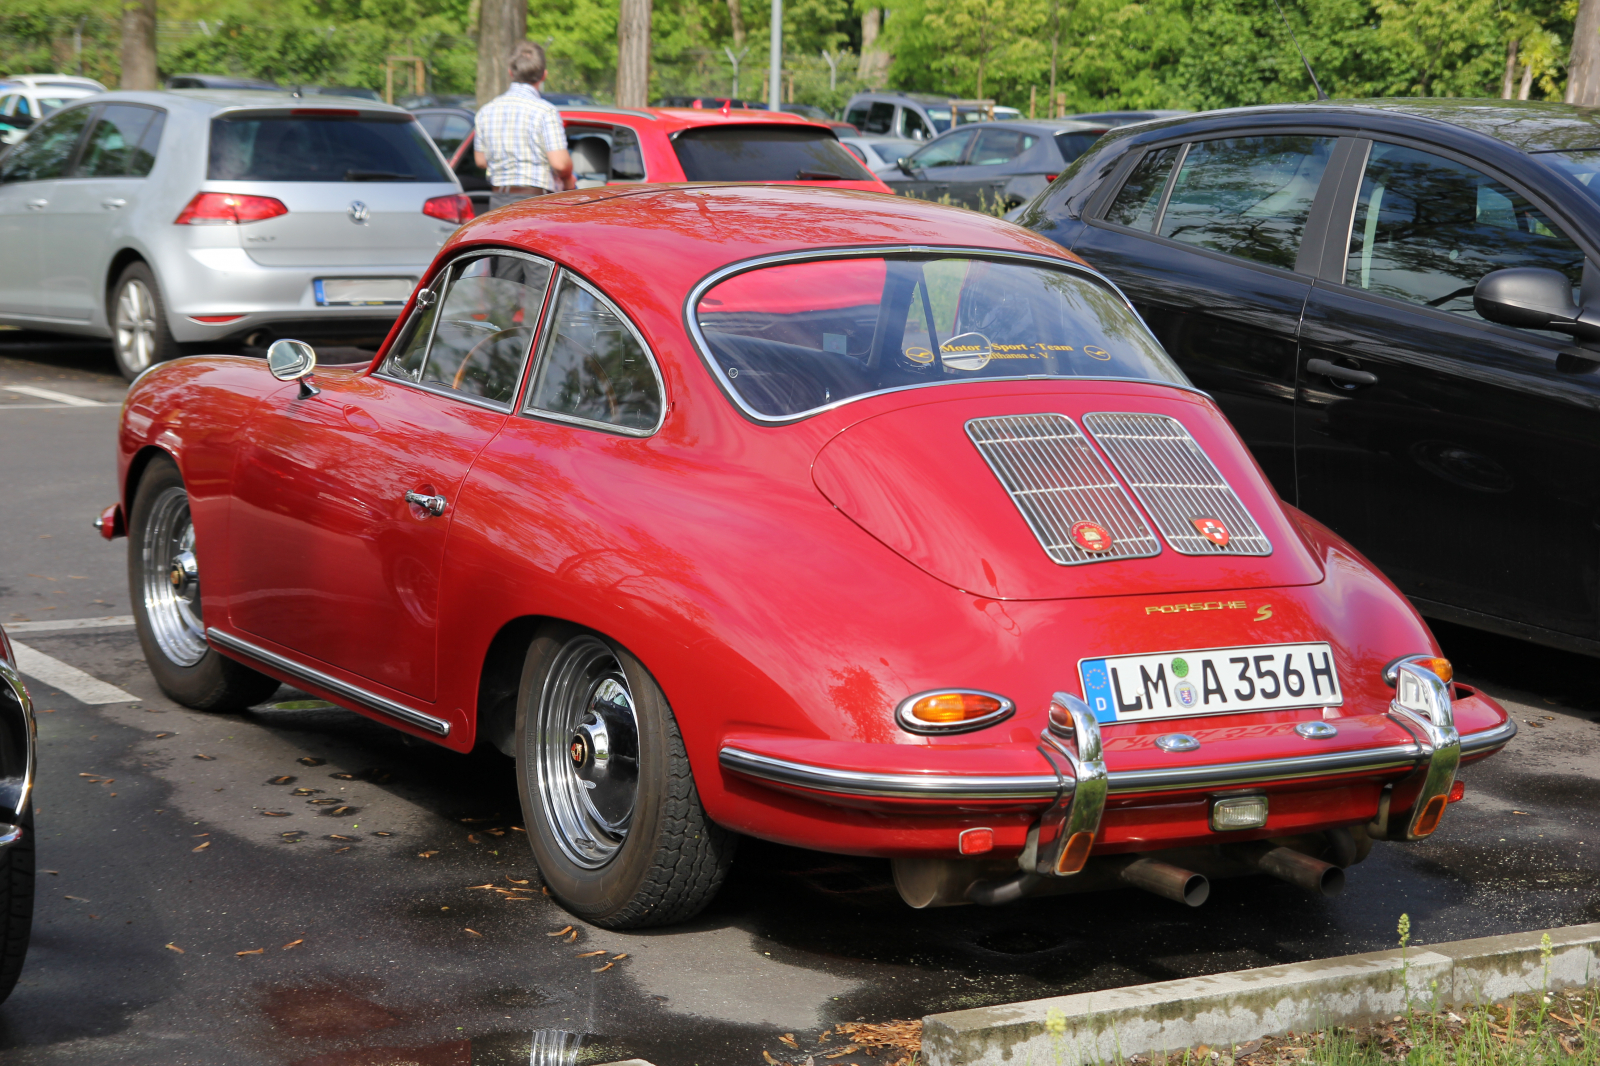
[103, 186, 1512, 929]
[441, 104, 888, 214]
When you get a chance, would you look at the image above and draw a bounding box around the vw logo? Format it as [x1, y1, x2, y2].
[347, 200, 370, 224]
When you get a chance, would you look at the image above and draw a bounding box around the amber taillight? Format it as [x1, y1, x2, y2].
[174, 192, 289, 225]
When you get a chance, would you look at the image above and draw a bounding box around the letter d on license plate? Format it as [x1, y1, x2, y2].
[1078, 642, 1341, 723]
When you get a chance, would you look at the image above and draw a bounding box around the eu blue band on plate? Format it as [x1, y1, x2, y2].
[313, 279, 327, 306]
[1079, 659, 1117, 723]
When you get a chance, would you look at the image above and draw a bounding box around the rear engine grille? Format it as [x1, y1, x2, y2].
[966, 413, 1161, 566]
[1083, 412, 1272, 556]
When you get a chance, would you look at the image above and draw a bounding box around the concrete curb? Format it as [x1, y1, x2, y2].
[922, 922, 1600, 1066]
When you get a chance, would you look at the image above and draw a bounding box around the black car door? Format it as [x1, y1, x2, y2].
[1069, 133, 1345, 494]
[1296, 139, 1600, 645]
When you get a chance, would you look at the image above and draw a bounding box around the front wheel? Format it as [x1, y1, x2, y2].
[515, 625, 734, 929]
[128, 456, 280, 711]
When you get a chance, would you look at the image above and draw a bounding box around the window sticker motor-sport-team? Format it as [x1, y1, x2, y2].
[1078, 642, 1343, 724]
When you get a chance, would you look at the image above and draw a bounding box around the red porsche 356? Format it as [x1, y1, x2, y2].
[102, 186, 1513, 927]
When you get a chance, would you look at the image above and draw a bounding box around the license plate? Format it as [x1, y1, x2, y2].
[1078, 642, 1342, 723]
[314, 277, 414, 306]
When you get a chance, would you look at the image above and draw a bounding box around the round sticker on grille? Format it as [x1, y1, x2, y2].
[1191, 516, 1231, 546]
[1070, 520, 1115, 553]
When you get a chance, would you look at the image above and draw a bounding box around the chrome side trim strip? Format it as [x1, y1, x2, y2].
[208, 628, 451, 737]
[718, 746, 1064, 800]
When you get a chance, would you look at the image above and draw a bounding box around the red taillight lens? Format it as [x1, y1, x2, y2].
[189, 314, 245, 323]
[174, 192, 288, 225]
[423, 194, 474, 224]
[1044, 173, 1059, 182]
[958, 828, 994, 856]
[1448, 780, 1465, 803]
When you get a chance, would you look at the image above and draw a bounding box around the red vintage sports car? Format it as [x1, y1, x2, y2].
[101, 185, 1514, 928]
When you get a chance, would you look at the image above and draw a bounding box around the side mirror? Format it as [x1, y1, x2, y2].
[266, 338, 320, 398]
[1474, 267, 1600, 344]
[897, 157, 915, 176]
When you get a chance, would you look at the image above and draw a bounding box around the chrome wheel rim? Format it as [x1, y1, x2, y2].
[534, 637, 640, 868]
[115, 279, 157, 373]
[140, 486, 207, 667]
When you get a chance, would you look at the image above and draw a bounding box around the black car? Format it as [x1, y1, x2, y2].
[1021, 99, 1600, 655]
[0, 624, 36, 1002]
[883, 118, 1108, 211]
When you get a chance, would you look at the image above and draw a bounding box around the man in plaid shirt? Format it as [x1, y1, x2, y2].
[474, 42, 575, 209]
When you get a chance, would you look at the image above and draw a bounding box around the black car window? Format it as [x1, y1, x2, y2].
[1054, 131, 1103, 166]
[861, 102, 895, 135]
[1103, 145, 1180, 230]
[382, 254, 552, 407]
[910, 129, 975, 169]
[1156, 135, 1336, 269]
[970, 128, 1037, 165]
[902, 108, 934, 141]
[671, 125, 872, 181]
[0, 106, 91, 183]
[209, 113, 452, 182]
[844, 105, 870, 130]
[526, 275, 663, 433]
[1346, 142, 1583, 318]
[76, 105, 165, 178]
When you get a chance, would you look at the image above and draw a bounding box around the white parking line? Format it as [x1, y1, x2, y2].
[2, 385, 111, 407]
[6, 615, 136, 634]
[9, 640, 140, 704]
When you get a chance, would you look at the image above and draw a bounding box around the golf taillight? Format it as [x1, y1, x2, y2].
[423, 194, 474, 224]
[895, 690, 1014, 734]
[174, 192, 288, 225]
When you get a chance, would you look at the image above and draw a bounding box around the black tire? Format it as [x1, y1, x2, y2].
[0, 807, 34, 1003]
[110, 261, 182, 381]
[128, 456, 280, 711]
[515, 624, 734, 929]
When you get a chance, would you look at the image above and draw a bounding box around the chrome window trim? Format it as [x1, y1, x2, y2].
[683, 244, 1206, 426]
[375, 247, 556, 413]
[894, 688, 1016, 735]
[208, 627, 451, 737]
[521, 268, 667, 438]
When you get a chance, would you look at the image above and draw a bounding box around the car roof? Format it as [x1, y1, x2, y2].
[1137, 99, 1600, 154]
[74, 89, 415, 117]
[926, 118, 1107, 135]
[6, 74, 105, 90]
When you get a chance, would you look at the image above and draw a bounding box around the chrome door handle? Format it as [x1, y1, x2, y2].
[404, 490, 447, 516]
[25, 198, 46, 210]
[102, 197, 127, 209]
[1306, 358, 1379, 387]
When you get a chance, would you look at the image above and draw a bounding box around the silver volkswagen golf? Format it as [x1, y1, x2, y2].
[0, 90, 470, 378]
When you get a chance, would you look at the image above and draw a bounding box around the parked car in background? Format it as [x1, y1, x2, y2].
[104, 184, 1511, 930]
[882, 119, 1108, 210]
[844, 92, 1023, 142]
[0, 75, 104, 145]
[0, 89, 469, 379]
[839, 136, 921, 175]
[166, 74, 278, 90]
[400, 93, 477, 111]
[1021, 99, 1600, 657]
[295, 86, 384, 103]
[1063, 110, 1192, 127]
[413, 106, 486, 209]
[0, 623, 37, 1003]
[444, 104, 889, 215]
[541, 92, 595, 106]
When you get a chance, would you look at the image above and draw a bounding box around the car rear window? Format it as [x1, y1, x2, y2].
[1054, 130, 1104, 165]
[208, 112, 451, 182]
[671, 125, 874, 182]
[694, 255, 1186, 419]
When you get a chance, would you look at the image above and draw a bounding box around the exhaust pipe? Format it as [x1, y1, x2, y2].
[1119, 858, 1209, 907]
[1252, 846, 1345, 896]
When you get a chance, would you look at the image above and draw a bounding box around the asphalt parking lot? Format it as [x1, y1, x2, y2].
[2, 327, 1599, 1066]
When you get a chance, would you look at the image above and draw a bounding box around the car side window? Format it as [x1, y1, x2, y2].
[1153, 135, 1336, 269]
[1103, 145, 1181, 230]
[970, 128, 1037, 165]
[1345, 142, 1583, 319]
[911, 129, 975, 169]
[76, 105, 165, 178]
[845, 106, 869, 129]
[381, 254, 553, 407]
[902, 108, 934, 141]
[526, 274, 662, 433]
[861, 102, 895, 136]
[0, 106, 92, 184]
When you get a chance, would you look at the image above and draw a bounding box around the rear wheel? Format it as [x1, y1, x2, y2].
[128, 456, 280, 711]
[111, 262, 180, 381]
[515, 625, 734, 929]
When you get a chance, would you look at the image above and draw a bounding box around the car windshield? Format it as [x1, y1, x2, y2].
[694, 255, 1186, 418]
[208, 112, 451, 182]
[671, 125, 874, 181]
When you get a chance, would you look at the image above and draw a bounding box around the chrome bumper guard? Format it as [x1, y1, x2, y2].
[1033, 693, 1108, 877]
[1385, 661, 1461, 840]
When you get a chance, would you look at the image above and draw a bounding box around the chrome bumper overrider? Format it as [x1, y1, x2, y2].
[718, 714, 1515, 804]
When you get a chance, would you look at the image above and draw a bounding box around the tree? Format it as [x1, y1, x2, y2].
[1570, 0, 1600, 102]
[119, 0, 157, 90]
[476, 0, 527, 104]
[617, 0, 651, 105]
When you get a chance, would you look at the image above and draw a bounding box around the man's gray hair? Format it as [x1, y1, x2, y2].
[509, 41, 547, 85]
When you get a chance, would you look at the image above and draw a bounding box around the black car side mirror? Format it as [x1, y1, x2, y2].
[1475, 267, 1600, 345]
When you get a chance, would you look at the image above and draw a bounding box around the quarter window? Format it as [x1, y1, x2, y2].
[76, 105, 166, 178]
[1156, 135, 1336, 269]
[0, 107, 91, 183]
[380, 253, 552, 407]
[526, 275, 662, 433]
[1345, 142, 1582, 318]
